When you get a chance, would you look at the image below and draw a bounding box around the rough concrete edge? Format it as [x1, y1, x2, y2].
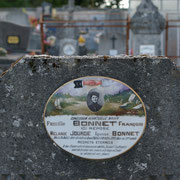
[23, 54, 169, 60]
[0, 54, 179, 79]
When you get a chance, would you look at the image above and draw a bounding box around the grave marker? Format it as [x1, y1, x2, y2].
[0, 22, 31, 52]
[0, 55, 179, 179]
[131, 0, 165, 55]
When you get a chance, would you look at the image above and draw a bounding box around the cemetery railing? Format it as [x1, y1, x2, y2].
[40, 14, 130, 55]
[165, 13, 180, 67]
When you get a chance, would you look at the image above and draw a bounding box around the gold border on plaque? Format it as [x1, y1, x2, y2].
[43, 76, 147, 160]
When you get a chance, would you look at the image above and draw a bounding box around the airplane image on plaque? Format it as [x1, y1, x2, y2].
[44, 76, 146, 160]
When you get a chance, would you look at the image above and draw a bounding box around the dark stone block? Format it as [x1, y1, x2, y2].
[0, 22, 31, 53]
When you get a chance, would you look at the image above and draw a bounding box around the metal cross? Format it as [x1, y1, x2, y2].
[111, 35, 117, 49]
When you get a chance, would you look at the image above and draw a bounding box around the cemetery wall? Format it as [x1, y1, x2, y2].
[0, 7, 128, 20]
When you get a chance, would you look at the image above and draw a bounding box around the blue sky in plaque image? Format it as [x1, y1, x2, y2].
[56, 77, 130, 97]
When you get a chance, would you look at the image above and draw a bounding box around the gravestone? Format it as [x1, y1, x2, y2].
[131, 0, 165, 55]
[5, 11, 30, 27]
[0, 22, 31, 53]
[27, 31, 41, 52]
[98, 33, 126, 55]
[85, 32, 98, 54]
[0, 55, 180, 180]
[98, 10, 127, 55]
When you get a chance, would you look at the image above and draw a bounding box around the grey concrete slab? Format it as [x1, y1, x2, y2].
[0, 55, 179, 180]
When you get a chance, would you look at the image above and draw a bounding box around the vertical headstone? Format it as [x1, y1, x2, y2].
[98, 10, 127, 55]
[0, 22, 31, 52]
[85, 32, 98, 54]
[131, 0, 165, 55]
[98, 33, 126, 55]
[27, 31, 41, 52]
[3, 11, 31, 53]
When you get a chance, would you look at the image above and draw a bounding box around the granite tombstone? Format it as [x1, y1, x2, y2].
[27, 31, 41, 52]
[0, 55, 179, 180]
[0, 21, 31, 53]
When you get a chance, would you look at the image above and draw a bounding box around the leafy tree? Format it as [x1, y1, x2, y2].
[75, 0, 123, 8]
[0, 0, 122, 8]
[75, 0, 105, 8]
[0, 0, 26, 7]
[106, 0, 123, 8]
[0, 0, 68, 7]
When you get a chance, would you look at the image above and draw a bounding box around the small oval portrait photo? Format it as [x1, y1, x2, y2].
[87, 89, 104, 112]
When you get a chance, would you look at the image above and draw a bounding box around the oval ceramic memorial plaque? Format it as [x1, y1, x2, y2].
[44, 76, 146, 160]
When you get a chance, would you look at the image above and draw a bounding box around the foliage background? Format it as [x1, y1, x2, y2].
[0, 0, 122, 8]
